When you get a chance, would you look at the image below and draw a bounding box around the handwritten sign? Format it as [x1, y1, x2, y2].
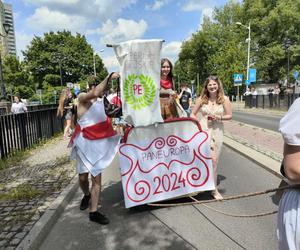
[119, 119, 215, 208]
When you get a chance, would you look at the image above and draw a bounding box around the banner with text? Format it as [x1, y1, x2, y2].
[114, 39, 164, 127]
[119, 119, 215, 208]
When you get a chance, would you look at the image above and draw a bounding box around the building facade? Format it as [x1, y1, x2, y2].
[0, 1, 16, 56]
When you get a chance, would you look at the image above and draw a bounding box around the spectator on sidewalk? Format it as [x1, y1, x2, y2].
[273, 84, 281, 107]
[11, 95, 27, 114]
[191, 75, 232, 200]
[178, 83, 192, 117]
[277, 97, 300, 249]
[268, 87, 274, 108]
[68, 73, 120, 225]
[57, 88, 74, 139]
[250, 86, 257, 108]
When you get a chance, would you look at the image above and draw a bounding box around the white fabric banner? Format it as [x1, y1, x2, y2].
[113, 39, 164, 127]
[118, 119, 215, 208]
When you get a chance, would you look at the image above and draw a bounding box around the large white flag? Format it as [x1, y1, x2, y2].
[113, 39, 164, 127]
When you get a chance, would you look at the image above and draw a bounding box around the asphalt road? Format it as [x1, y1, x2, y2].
[40, 145, 282, 250]
[232, 111, 282, 132]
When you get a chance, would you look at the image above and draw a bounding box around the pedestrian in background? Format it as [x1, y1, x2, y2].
[277, 97, 300, 249]
[268, 87, 274, 108]
[250, 86, 257, 108]
[273, 84, 280, 107]
[159, 58, 179, 120]
[191, 75, 232, 200]
[178, 83, 192, 117]
[57, 88, 74, 139]
[11, 95, 27, 114]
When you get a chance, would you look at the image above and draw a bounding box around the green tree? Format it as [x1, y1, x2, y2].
[3, 55, 33, 99]
[23, 30, 108, 90]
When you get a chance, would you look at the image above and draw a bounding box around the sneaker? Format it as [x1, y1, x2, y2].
[80, 194, 90, 210]
[89, 211, 110, 225]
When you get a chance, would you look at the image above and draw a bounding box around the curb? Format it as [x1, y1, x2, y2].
[224, 136, 282, 179]
[16, 175, 79, 250]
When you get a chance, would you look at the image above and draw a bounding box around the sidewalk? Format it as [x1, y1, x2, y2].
[0, 137, 75, 249]
[1, 104, 286, 249]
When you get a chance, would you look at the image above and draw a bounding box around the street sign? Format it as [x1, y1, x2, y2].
[245, 80, 250, 86]
[67, 82, 73, 88]
[233, 74, 243, 86]
[293, 71, 299, 79]
[249, 68, 256, 82]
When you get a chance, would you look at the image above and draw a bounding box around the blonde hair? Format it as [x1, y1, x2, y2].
[57, 89, 68, 117]
[199, 75, 225, 106]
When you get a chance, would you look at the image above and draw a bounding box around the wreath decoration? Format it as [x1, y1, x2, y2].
[123, 74, 157, 110]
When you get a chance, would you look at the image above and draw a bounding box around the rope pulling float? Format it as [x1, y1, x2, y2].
[148, 184, 300, 218]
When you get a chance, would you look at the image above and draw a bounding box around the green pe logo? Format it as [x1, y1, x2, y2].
[123, 74, 156, 110]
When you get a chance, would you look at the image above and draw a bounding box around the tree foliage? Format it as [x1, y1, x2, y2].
[174, 0, 300, 95]
[1, 30, 108, 103]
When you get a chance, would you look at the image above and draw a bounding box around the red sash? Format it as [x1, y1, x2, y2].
[68, 118, 116, 147]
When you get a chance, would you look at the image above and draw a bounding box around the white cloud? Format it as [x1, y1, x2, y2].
[99, 18, 147, 44]
[24, 0, 80, 4]
[181, 1, 216, 29]
[26, 7, 88, 32]
[102, 54, 119, 72]
[162, 41, 182, 62]
[23, 0, 138, 21]
[145, 0, 169, 11]
[15, 31, 34, 60]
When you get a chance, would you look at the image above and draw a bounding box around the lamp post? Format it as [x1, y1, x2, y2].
[236, 21, 251, 91]
[0, 23, 11, 101]
[283, 37, 292, 88]
[93, 49, 104, 77]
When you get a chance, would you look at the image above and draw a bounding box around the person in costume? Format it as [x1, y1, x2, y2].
[159, 58, 179, 120]
[191, 75, 232, 200]
[277, 97, 300, 249]
[69, 73, 120, 225]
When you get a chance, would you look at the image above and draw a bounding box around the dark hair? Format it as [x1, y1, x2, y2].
[161, 58, 173, 79]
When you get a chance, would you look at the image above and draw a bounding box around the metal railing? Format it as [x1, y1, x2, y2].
[0, 108, 63, 159]
[244, 93, 300, 110]
[0, 104, 58, 115]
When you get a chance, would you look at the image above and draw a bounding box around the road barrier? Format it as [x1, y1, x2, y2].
[244, 93, 300, 110]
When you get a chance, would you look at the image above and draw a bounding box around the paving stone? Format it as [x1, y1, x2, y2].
[14, 232, 27, 239]
[22, 205, 33, 210]
[5, 246, 16, 250]
[5, 232, 15, 239]
[10, 224, 22, 232]
[17, 202, 27, 206]
[3, 207, 14, 212]
[10, 237, 21, 246]
[0, 240, 7, 247]
[0, 232, 7, 239]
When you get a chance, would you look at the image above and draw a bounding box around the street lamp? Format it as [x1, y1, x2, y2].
[93, 49, 104, 77]
[283, 37, 292, 88]
[236, 21, 251, 91]
[0, 23, 11, 101]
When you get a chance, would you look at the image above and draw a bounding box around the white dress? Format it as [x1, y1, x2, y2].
[70, 100, 120, 177]
[277, 97, 300, 250]
[198, 103, 224, 158]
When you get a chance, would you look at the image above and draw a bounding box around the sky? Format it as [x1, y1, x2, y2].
[5, 0, 230, 72]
